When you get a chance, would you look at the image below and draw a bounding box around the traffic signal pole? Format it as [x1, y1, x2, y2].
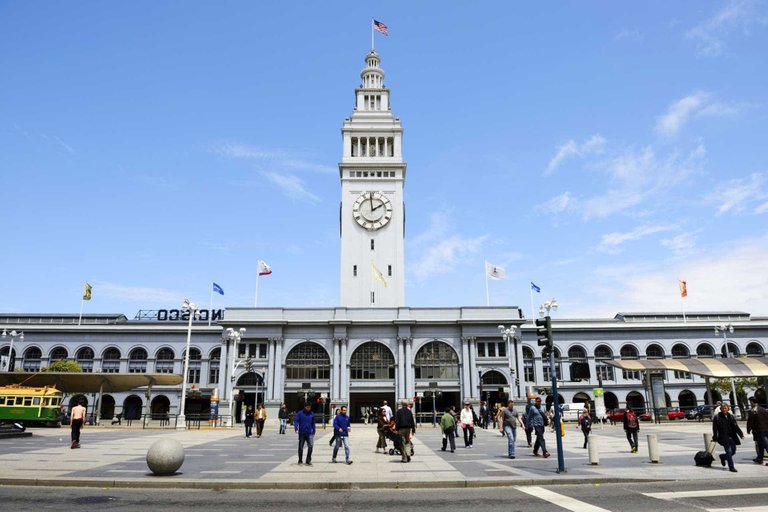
[537, 315, 565, 473]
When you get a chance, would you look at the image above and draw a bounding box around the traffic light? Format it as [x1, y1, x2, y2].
[536, 315, 553, 348]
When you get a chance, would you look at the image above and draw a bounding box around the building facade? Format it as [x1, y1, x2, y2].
[2, 51, 766, 424]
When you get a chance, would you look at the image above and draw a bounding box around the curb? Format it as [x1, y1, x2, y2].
[0, 476, 668, 491]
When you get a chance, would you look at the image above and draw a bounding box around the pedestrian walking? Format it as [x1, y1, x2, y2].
[746, 396, 768, 465]
[713, 403, 744, 473]
[623, 407, 640, 453]
[255, 403, 267, 437]
[395, 400, 415, 463]
[375, 408, 388, 453]
[523, 401, 533, 447]
[70, 399, 86, 449]
[332, 406, 353, 464]
[479, 402, 489, 429]
[329, 408, 340, 446]
[278, 403, 288, 434]
[525, 396, 550, 458]
[294, 402, 316, 466]
[244, 405, 255, 438]
[460, 401, 475, 448]
[440, 406, 456, 452]
[499, 399, 524, 459]
[381, 400, 393, 422]
[579, 409, 592, 449]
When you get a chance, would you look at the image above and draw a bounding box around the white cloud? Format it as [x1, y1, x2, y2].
[95, 282, 183, 304]
[707, 172, 768, 215]
[655, 91, 744, 138]
[538, 192, 573, 215]
[261, 171, 320, 203]
[615, 28, 644, 42]
[409, 211, 487, 281]
[214, 143, 336, 174]
[685, 0, 767, 57]
[598, 224, 678, 254]
[575, 234, 768, 317]
[545, 134, 606, 174]
[661, 232, 698, 257]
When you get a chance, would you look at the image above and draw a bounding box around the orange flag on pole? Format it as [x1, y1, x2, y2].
[679, 280, 688, 298]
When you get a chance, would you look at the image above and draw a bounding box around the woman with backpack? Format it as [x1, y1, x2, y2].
[579, 409, 592, 449]
[623, 407, 640, 453]
[440, 406, 456, 452]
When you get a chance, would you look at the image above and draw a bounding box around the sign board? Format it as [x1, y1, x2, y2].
[416, 392, 424, 398]
[320, 393, 328, 399]
[593, 388, 604, 397]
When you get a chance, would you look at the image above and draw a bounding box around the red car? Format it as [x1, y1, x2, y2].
[606, 409, 626, 422]
[639, 407, 685, 421]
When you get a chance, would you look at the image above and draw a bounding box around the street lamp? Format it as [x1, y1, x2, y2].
[177, 298, 199, 429]
[714, 323, 740, 418]
[539, 299, 559, 317]
[1, 329, 24, 372]
[498, 325, 522, 399]
[223, 327, 246, 427]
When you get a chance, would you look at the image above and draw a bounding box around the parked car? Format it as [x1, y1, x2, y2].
[686, 405, 714, 420]
[638, 407, 686, 421]
[606, 409, 626, 422]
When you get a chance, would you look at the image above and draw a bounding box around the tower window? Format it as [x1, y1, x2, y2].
[371, 239, 374, 250]
[388, 265, 392, 276]
[353, 265, 357, 276]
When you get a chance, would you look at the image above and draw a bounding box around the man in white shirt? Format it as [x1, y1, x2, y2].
[382, 401, 393, 422]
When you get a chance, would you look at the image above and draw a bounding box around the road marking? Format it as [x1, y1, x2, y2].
[515, 486, 612, 512]
[200, 470, 242, 474]
[709, 508, 768, 512]
[645, 488, 768, 500]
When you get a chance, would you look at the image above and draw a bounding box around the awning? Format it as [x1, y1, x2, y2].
[0, 372, 183, 393]
[605, 357, 768, 378]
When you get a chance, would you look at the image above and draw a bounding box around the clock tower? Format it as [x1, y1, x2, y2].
[339, 50, 406, 307]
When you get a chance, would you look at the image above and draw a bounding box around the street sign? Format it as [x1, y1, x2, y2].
[593, 388, 604, 397]
[320, 393, 327, 399]
[416, 392, 424, 398]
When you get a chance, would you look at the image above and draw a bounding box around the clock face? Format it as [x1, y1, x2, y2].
[352, 191, 392, 230]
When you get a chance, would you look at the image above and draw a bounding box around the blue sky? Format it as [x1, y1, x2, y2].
[1, 1, 767, 319]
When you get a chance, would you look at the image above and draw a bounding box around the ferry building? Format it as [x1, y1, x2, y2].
[2, 50, 767, 424]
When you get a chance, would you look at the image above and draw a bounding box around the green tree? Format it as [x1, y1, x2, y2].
[42, 360, 82, 372]
[712, 377, 757, 418]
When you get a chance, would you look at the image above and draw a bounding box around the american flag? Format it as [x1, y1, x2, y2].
[373, 19, 388, 36]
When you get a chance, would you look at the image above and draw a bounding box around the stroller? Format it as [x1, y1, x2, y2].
[384, 423, 414, 457]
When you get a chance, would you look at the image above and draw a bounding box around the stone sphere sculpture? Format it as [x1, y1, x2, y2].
[146, 438, 184, 475]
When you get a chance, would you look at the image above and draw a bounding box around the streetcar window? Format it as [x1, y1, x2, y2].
[5, 397, 14, 405]
[33, 397, 41, 405]
[23, 397, 33, 406]
[0, 397, 5, 405]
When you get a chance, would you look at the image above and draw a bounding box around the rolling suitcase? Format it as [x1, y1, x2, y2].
[694, 441, 715, 467]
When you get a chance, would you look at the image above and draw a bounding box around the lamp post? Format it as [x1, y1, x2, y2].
[715, 323, 740, 418]
[1, 329, 24, 372]
[177, 298, 199, 429]
[498, 325, 522, 399]
[540, 298, 565, 473]
[224, 327, 246, 427]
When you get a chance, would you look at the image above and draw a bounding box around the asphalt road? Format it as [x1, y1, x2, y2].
[1, 479, 767, 512]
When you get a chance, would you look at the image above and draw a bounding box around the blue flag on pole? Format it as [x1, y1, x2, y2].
[212, 282, 224, 295]
[530, 282, 541, 293]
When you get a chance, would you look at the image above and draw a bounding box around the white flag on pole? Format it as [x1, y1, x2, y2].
[258, 260, 272, 276]
[485, 261, 507, 280]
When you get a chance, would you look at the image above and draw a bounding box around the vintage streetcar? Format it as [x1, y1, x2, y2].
[0, 384, 63, 427]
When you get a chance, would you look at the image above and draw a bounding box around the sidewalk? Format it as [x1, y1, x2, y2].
[1, 421, 765, 490]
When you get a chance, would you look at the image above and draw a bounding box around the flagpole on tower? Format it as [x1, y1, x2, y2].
[209, 287, 214, 326]
[484, 261, 490, 307]
[371, 18, 374, 49]
[254, 271, 260, 308]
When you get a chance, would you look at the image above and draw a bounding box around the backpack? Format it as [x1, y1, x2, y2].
[627, 411, 638, 429]
[581, 416, 591, 431]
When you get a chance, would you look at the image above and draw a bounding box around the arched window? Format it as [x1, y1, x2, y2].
[594, 344, 614, 381]
[721, 342, 740, 358]
[23, 347, 42, 372]
[209, 347, 221, 385]
[350, 342, 395, 380]
[746, 342, 764, 357]
[646, 344, 665, 359]
[128, 348, 148, 373]
[414, 341, 459, 380]
[50, 346, 68, 361]
[542, 347, 562, 381]
[481, 370, 507, 385]
[671, 343, 689, 358]
[568, 346, 587, 360]
[181, 348, 202, 384]
[620, 345, 639, 359]
[523, 346, 535, 383]
[696, 343, 715, 358]
[155, 347, 175, 373]
[102, 347, 121, 373]
[285, 342, 330, 380]
[76, 347, 94, 373]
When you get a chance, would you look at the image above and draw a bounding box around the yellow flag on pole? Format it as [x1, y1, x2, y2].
[83, 282, 92, 301]
[371, 262, 388, 288]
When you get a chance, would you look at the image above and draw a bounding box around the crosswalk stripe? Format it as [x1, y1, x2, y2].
[514, 486, 612, 512]
[645, 488, 768, 500]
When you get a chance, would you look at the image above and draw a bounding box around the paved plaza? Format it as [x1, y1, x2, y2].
[1, 419, 766, 489]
